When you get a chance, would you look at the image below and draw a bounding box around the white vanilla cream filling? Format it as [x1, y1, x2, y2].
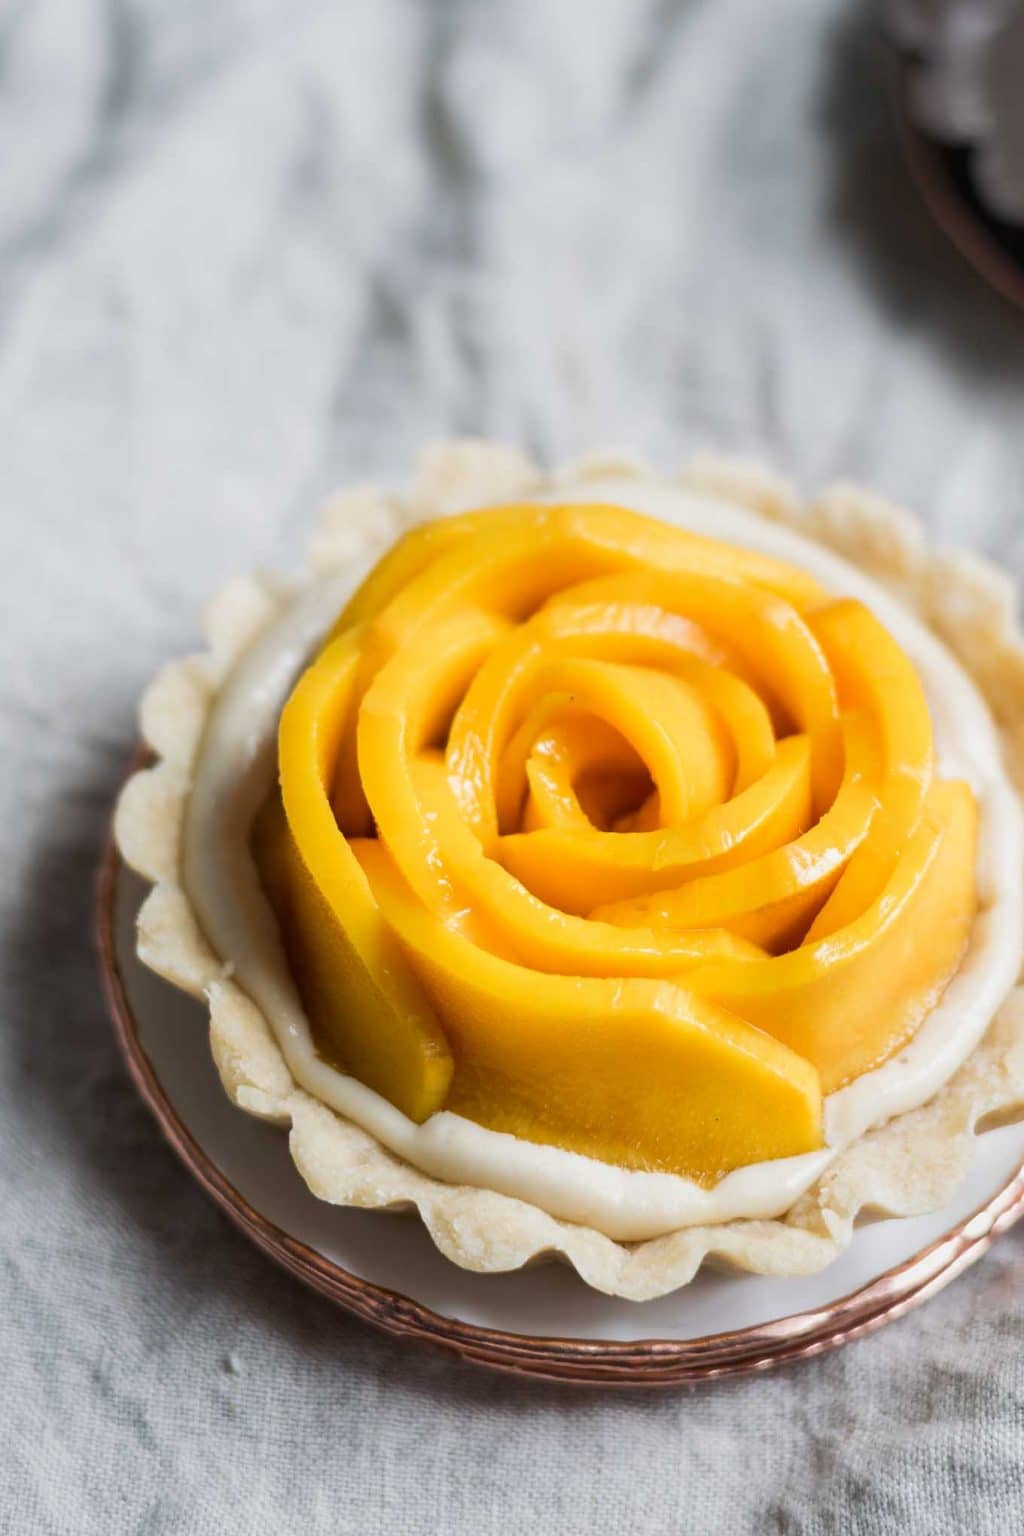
[181, 477, 1024, 1242]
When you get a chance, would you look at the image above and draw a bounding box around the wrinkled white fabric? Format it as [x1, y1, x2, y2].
[3, 2, 1024, 1532]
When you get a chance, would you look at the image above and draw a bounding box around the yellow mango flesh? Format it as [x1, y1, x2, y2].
[255, 500, 978, 1185]
[351, 839, 822, 1180]
[684, 781, 977, 1091]
[265, 633, 453, 1122]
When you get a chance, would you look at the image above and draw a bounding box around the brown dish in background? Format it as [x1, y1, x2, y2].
[895, 58, 1024, 314]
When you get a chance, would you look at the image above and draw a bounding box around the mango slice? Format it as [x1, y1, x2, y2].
[254, 500, 978, 1185]
[268, 632, 453, 1122]
[352, 840, 822, 1181]
[684, 781, 977, 1091]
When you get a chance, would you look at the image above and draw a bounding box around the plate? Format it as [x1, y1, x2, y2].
[97, 830, 1024, 1387]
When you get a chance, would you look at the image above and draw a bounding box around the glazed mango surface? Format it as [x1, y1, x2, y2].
[255, 502, 978, 1184]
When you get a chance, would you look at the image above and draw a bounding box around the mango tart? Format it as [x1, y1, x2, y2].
[114, 444, 1024, 1299]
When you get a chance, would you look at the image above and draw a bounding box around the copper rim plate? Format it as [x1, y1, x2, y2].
[97, 804, 1024, 1387]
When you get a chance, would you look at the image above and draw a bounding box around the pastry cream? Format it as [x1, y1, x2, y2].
[181, 477, 1023, 1241]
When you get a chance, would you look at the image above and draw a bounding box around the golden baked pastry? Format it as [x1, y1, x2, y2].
[115, 443, 1024, 1299]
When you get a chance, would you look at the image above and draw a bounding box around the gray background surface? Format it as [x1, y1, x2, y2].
[3, 2, 1024, 1532]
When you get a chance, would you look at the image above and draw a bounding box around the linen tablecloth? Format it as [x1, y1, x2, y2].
[3, 2, 1024, 1531]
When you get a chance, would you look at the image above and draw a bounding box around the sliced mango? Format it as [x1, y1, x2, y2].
[252, 499, 979, 1185]
[592, 710, 882, 949]
[269, 633, 453, 1121]
[497, 735, 814, 913]
[354, 840, 822, 1182]
[684, 781, 977, 1092]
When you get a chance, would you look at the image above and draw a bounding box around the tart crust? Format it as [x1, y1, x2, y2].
[114, 441, 1024, 1302]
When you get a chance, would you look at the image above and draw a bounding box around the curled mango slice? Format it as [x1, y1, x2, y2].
[255, 502, 978, 1184]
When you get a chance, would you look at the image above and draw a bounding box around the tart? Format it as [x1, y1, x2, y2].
[115, 441, 1024, 1301]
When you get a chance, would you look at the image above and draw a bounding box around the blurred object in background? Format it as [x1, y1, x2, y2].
[891, 1, 1024, 224]
[888, 0, 1024, 305]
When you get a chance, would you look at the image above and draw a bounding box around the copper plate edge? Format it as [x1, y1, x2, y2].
[95, 754, 1024, 1387]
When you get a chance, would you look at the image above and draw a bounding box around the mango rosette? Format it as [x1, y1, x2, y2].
[253, 499, 979, 1187]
